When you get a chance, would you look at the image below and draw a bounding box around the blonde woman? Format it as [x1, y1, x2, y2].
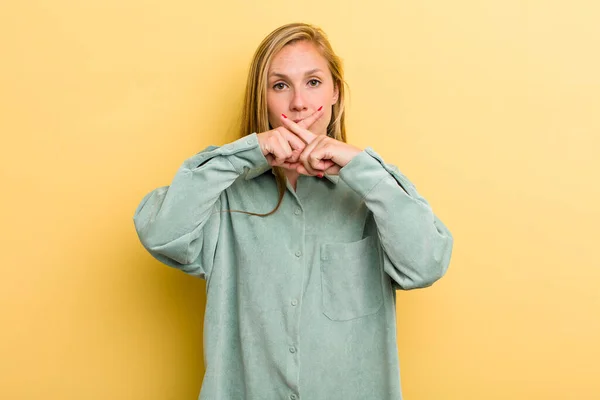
[134, 22, 453, 400]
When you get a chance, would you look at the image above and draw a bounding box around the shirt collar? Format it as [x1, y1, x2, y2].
[245, 165, 339, 184]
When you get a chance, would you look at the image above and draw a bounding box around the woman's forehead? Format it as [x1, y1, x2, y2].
[269, 41, 329, 76]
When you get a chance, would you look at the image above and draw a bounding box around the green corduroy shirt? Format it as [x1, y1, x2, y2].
[133, 132, 453, 400]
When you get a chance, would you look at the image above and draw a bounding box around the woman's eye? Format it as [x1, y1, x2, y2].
[308, 79, 321, 87]
[273, 82, 287, 90]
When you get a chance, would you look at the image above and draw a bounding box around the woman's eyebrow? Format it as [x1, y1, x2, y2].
[269, 68, 324, 79]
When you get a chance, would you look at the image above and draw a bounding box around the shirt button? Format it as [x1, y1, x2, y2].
[289, 346, 296, 353]
[246, 138, 253, 145]
[290, 395, 298, 400]
[294, 208, 301, 215]
[291, 299, 298, 306]
[295, 250, 302, 257]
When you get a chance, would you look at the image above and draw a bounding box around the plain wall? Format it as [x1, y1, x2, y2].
[1, 1, 599, 399]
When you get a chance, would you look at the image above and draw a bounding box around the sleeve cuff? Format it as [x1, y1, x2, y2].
[184, 133, 269, 174]
[225, 133, 270, 173]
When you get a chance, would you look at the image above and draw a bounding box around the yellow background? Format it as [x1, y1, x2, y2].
[1, 1, 599, 399]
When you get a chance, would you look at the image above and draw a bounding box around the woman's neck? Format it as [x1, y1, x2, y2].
[284, 169, 300, 191]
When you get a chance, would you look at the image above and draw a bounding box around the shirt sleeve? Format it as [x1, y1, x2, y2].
[338, 147, 454, 290]
[133, 133, 269, 279]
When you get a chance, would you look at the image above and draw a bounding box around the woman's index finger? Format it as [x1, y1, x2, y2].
[298, 107, 324, 131]
[278, 126, 306, 150]
[280, 115, 316, 144]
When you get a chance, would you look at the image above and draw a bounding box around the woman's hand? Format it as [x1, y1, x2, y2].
[279, 114, 362, 176]
[256, 107, 332, 170]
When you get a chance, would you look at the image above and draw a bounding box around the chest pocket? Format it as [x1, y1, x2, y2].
[320, 235, 383, 321]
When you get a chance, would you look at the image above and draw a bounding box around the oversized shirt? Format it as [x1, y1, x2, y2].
[133, 132, 453, 400]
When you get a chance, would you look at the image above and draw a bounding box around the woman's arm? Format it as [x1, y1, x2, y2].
[133, 133, 268, 279]
[338, 148, 454, 290]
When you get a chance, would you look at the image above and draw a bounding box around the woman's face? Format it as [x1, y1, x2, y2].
[267, 40, 339, 136]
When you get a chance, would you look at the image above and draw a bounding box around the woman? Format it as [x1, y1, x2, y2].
[134, 22, 453, 400]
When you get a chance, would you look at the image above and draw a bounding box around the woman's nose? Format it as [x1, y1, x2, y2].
[290, 90, 308, 112]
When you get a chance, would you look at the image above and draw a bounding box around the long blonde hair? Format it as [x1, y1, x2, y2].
[239, 22, 348, 217]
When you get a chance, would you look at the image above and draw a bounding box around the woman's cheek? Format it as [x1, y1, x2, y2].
[320, 110, 333, 135]
[268, 110, 283, 129]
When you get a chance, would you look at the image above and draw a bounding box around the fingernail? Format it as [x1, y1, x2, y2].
[317, 173, 324, 178]
[317, 106, 323, 111]
[282, 113, 287, 118]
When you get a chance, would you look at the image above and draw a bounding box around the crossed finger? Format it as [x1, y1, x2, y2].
[280, 113, 336, 174]
[297, 106, 324, 132]
[281, 113, 317, 144]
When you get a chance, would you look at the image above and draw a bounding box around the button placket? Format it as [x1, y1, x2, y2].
[286, 199, 303, 397]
